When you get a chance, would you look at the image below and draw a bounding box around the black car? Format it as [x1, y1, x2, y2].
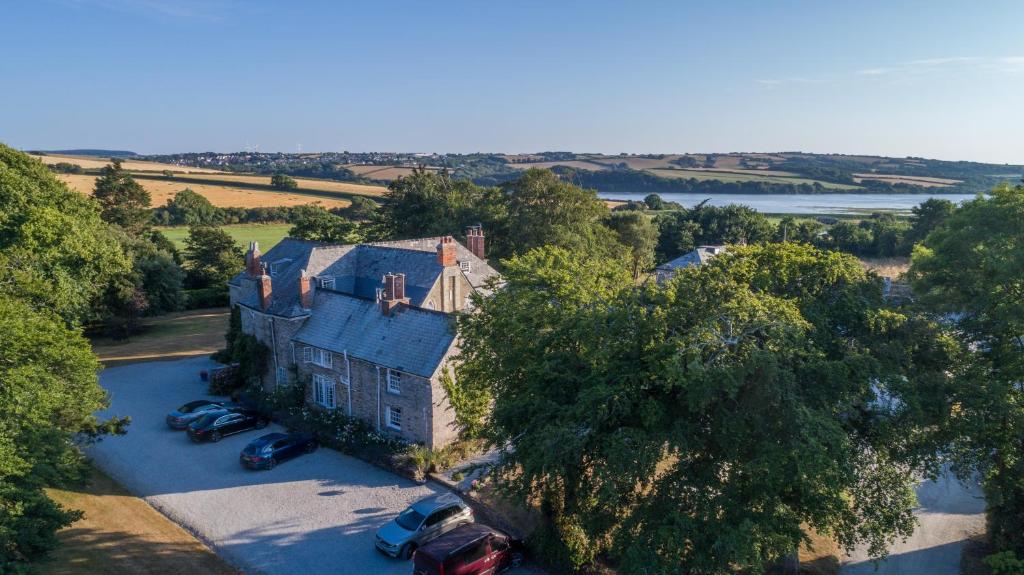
[186, 409, 268, 443]
[239, 432, 318, 469]
[166, 400, 233, 430]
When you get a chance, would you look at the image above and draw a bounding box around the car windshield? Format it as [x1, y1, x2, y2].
[178, 402, 207, 413]
[193, 413, 219, 427]
[394, 507, 426, 531]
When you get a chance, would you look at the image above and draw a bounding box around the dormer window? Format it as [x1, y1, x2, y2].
[319, 276, 335, 290]
[269, 258, 292, 277]
[459, 260, 472, 272]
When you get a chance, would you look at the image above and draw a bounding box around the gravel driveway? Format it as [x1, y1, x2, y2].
[841, 471, 986, 575]
[91, 357, 530, 575]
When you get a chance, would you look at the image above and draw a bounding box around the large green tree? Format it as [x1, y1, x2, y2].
[371, 168, 503, 242]
[0, 145, 130, 569]
[495, 168, 618, 262]
[162, 188, 221, 226]
[0, 144, 130, 325]
[605, 211, 658, 280]
[183, 226, 244, 289]
[92, 159, 152, 234]
[458, 242, 954, 573]
[288, 204, 361, 243]
[909, 184, 1024, 559]
[655, 204, 774, 263]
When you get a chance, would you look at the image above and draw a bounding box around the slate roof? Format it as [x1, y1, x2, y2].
[656, 245, 727, 272]
[230, 236, 500, 317]
[291, 291, 455, 378]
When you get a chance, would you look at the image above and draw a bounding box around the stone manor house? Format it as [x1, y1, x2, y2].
[228, 228, 498, 449]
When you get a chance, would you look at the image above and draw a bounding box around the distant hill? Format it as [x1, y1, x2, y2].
[140, 150, 1024, 195]
[34, 149, 138, 158]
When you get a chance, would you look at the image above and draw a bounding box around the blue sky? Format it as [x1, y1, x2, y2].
[2, 0, 1022, 162]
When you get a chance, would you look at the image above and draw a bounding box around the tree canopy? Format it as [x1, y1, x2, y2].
[287, 204, 360, 243]
[183, 226, 244, 289]
[457, 242, 954, 573]
[92, 159, 152, 234]
[0, 145, 130, 569]
[909, 184, 1024, 559]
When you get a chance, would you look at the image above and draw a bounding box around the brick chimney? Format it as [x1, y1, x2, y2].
[381, 272, 409, 315]
[465, 225, 485, 260]
[245, 241, 262, 277]
[298, 269, 312, 309]
[437, 236, 457, 267]
[258, 266, 272, 311]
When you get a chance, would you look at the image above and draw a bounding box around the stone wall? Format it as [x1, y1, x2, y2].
[294, 346, 454, 448]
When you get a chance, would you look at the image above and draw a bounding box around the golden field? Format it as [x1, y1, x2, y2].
[57, 174, 356, 208]
[30, 153, 223, 173]
[162, 172, 387, 197]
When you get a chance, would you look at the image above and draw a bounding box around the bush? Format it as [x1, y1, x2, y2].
[986, 551, 1024, 575]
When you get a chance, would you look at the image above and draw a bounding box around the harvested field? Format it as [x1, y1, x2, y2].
[646, 168, 862, 190]
[56, 174, 354, 208]
[585, 155, 682, 170]
[162, 173, 387, 197]
[30, 153, 223, 174]
[853, 173, 959, 187]
[343, 164, 442, 180]
[506, 160, 608, 171]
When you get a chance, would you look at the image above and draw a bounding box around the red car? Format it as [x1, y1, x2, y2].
[412, 523, 523, 575]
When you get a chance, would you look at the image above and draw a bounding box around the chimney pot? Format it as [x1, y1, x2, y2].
[258, 272, 272, 311]
[381, 272, 409, 315]
[437, 236, 457, 267]
[299, 269, 312, 309]
[245, 241, 262, 277]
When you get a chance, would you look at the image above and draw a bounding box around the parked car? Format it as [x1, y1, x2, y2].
[186, 408, 268, 443]
[412, 523, 523, 575]
[239, 432, 318, 469]
[376, 493, 474, 559]
[165, 400, 233, 429]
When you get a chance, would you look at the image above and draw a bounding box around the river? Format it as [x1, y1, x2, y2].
[597, 192, 979, 215]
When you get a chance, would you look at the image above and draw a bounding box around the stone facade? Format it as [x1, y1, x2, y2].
[228, 234, 498, 450]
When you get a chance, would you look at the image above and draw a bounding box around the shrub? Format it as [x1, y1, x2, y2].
[183, 287, 229, 309]
[986, 551, 1024, 575]
[452, 471, 465, 481]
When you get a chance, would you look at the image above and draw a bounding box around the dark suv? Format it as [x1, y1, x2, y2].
[412, 523, 523, 575]
[186, 408, 268, 443]
[166, 400, 232, 429]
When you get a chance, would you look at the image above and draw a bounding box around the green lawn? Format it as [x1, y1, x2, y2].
[157, 223, 292, 251]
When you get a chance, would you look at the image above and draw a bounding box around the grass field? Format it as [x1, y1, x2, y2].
[343, 164, 442, 180]
[157, 223, 291, 252]
[30, 153, 223, 174]
[57, 174, 355, 209]
[91, 307, 229, 367]
[38, 467, 237, 575]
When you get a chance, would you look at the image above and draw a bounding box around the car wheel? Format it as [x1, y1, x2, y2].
[305, 441, 318, 453]
[401, 543, 416, 560]
[266, 458, 276, 470]
[255, 418, 268, 429]
[210, 431, 222, 443]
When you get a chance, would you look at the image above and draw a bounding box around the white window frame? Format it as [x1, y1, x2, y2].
[319, 276, 335, 290]
[387, 369, 401, 395]
[459, 260, 471, 272]
[386, 406, 402, 430]
[311, 348, 332, 368]
[302, 346, 313, 363]
[275, 367, 288, 387]
[313, 373, 336, 409]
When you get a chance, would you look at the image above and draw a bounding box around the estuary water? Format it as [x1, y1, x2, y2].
[597, 192, 978, 215]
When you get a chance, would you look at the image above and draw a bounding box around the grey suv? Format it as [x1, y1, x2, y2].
[375, 493, 474, 559]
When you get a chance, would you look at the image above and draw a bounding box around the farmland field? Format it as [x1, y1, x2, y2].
[646, 168, 862, 190]
[30, 153, 223, 173]
[343, 164, 441, 179]
[852, 173, 960, 187]
[56, 174, 363, 208]
[162, 172, 387, 197]
[506, 160, 609, 171]
[157, 223, 291, 252]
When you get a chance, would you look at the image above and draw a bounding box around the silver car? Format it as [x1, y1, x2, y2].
[375, 493, 474, 559]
